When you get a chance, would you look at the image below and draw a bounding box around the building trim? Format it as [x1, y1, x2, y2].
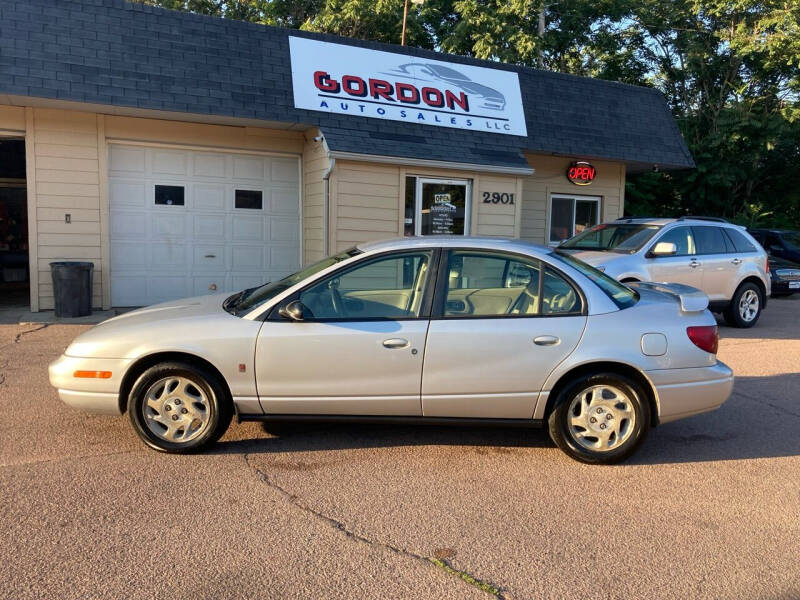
[328, 151, 536, 176]
[24, 108, 39, 312]
[104, 138, 302, 160]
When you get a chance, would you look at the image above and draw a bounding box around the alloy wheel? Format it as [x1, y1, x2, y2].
[738, 289, 759, 322]
[142, 376, 211, 443]
[567, 385, 636, 452]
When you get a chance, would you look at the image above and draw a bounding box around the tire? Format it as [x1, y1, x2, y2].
[128, 361, 233, 453]
[723, 282, 763, 328]
[547, 373, 650, 465]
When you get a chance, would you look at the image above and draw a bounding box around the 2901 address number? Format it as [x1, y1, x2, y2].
[482, 192, 515, 205]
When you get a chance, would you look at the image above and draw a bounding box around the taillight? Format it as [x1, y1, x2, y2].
[687, 325, 718, 354]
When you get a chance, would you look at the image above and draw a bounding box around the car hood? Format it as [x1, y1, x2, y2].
[65, 292, 241, 358]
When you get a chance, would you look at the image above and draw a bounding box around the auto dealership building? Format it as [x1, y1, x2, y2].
[0, 0, 694, 311]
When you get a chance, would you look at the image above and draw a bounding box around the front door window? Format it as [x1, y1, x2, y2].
[404, 176, 471, 236]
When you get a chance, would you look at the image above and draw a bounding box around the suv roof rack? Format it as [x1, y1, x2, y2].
[614, 216, 661, 222]
[676, 215, 729, 223]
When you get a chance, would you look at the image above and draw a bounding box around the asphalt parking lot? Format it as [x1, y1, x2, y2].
[1, 298, 799, 600]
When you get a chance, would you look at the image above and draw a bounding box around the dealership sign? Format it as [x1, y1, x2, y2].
[288, 37, 528, 136]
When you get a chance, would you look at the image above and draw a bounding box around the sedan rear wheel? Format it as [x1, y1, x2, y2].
[128, 362, 232, 453]
[548, 373, 650, 464]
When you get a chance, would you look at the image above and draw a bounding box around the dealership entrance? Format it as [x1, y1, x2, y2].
[0, 138, 28, 309]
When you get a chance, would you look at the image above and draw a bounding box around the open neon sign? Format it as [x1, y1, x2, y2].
[567, 161, 597, 186]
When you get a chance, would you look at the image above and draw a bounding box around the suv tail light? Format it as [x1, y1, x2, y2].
[687, 325, 719, 354]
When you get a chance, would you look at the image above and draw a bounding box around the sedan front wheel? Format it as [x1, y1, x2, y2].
[128, 362, 232, 453]
[548, 373, 650, 464]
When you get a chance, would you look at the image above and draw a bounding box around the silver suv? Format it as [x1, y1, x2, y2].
[559, 217, 770, 328]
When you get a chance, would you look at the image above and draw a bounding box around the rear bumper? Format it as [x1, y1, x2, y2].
[49, 354, 129, 415]
[646, 361, 734, 424]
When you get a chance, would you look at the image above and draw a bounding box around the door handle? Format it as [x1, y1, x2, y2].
[533, 335, 560, 346]
[689, 259, 700, 268]
[382, 338, 409, 349]
[731, 258, 742, 265]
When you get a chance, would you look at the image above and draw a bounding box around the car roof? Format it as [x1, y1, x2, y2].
[356, 236, 553, 255]
[614, 217, 746, 228]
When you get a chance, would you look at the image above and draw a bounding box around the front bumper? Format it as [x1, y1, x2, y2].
[49, 354, 131, 415]
[646, 361, 734, 424]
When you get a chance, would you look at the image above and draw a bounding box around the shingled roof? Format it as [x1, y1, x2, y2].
[0, 0, 694, 171]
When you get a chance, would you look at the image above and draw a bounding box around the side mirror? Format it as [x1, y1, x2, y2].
[278, 300, 307, 322]
[650, 241, 677, 257]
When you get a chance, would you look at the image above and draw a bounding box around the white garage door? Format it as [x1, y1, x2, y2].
[109, 144, 301, 307]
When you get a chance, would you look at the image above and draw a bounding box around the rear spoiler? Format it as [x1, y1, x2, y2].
[628, 282, 709, 312]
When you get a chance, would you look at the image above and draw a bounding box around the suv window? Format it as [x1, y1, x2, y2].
[654, 226, 696, 256]
[298, 251, 432, 320]
[442, 251, 581, 317]
[725, 229, 758, 253]
[693, 226, 728, 254]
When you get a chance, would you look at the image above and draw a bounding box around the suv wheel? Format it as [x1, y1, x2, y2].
[128, 361, 233, 453]
[724, 282, 762, 328]
[548, 373, 650, 465]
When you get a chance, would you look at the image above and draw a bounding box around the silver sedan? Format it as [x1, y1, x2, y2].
[49, 237, 733, 464]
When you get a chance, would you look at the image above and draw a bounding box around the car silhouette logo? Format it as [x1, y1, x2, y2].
[385, 63, 506, 111]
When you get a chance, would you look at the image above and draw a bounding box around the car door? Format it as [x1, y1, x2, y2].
[255, 249, 436, 416]
[645, 225, 703, 289]
[421, 250, 587, 419]
[693, 226, 736, 301]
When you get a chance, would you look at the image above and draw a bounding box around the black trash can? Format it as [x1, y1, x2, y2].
[50, 262, 93, 318]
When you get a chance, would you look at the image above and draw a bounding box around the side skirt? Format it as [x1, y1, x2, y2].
[238, 413, 544, 428]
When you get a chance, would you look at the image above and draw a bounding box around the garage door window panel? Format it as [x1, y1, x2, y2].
[234, 189, 263, 210]
[298, 252, 433, 321]
[154, 185, 185, 206]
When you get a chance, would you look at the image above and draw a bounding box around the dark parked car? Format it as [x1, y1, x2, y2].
[749, 229, 800, 264]
[767, 255, 800, 297]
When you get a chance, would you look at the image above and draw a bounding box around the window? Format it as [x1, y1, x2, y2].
[653, 226, 695, 256]
[298, 251, 432, 320]
[725, 229, 757, 253]
[693, 226, 728, 255]
[155, 185, 184, 206]
[442, 251, 582, 317]
[551, 251, 638, 309]
[235, 189, 263, 210]
[549, 195, 600, 244]
[405, 176, 471, 236]
[559, 223, 661, 253]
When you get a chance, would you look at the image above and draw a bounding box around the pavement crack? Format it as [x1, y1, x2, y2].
[13, 323, 49, 344]
[733, 391, 800, 419]
[244, 453, 510, 598]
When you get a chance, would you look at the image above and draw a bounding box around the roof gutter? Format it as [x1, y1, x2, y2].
[321, 136, 335, 256]
[328, 151, 535, 176]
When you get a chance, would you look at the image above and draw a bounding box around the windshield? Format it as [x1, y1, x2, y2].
[781, 232, 800, 251]
[224, 248, 362, 316]
[559, 223, 661, 253]
[550, 251, 639, 309]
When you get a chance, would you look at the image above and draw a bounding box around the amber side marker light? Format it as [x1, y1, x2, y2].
[73, 370, 112, 379]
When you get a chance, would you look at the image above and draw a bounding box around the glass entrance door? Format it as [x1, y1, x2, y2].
[415, 178, 471, 236]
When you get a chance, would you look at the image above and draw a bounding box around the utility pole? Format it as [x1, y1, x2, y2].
[537, 6, 545, 68]
[401, 0, 422, 46]
[401, 0, 409, 45]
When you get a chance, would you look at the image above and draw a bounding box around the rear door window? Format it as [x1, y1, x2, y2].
[693, 226, 728, 255]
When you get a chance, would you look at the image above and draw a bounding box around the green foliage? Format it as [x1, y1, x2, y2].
[138, 0, 800, 228]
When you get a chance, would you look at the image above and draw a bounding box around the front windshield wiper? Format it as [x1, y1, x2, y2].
[223, 286, 262, 316]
